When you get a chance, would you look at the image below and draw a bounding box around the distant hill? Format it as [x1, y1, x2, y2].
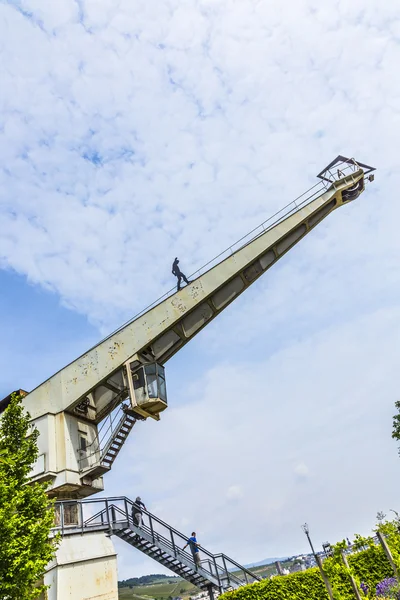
[245, 557, 288, 568]
[118, 573, 179, 588]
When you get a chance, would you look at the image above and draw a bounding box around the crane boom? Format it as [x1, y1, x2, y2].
[16, 156, 374, 497]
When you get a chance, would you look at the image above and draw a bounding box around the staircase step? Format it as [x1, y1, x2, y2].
[111, 511, 247, 594]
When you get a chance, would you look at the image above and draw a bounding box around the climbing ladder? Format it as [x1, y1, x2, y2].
[79, 405, 137, 480]
[54, 496, 261, 597]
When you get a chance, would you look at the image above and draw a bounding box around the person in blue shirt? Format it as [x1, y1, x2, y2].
[183, 532, 201, 569]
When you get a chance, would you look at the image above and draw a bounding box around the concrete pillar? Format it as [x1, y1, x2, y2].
[42, 532, 118, 600]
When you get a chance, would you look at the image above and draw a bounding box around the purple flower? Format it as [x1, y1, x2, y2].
[376, 577, 399, 597]
[360, 582, 368, 596]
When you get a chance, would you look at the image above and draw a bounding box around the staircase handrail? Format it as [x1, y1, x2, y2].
[83, 506, 111, 527]
[84, 403, 128, 459]
[54, 495, 260, 589]
[95, 502, 224, 587]
[213, 553, 261, 582]
[113, 500, 225, 567]
[124, 499, 260, 582]
[108, 502, 259, 588]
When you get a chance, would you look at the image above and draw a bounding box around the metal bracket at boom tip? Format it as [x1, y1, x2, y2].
[317, 155, 376, 184]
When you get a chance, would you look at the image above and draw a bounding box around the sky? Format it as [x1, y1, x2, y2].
[1, 0, 400, 581]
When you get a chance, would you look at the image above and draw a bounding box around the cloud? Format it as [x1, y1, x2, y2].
[226, 485, 244, 501]
[1, 0, 399, 333]
[1, 0, 400, 579]
[294, 463, 309, 481]
[107, 305, 400, 576]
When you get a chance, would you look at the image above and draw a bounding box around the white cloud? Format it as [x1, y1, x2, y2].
[294, 463, 309, 480]
[107, 305, 400, 576]
[1, 0, 399, 332]
[1, 0, 400, 580]
[226, 485, 243, 501]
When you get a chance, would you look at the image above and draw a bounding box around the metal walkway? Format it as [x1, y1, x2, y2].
[54, 496, 260, 597]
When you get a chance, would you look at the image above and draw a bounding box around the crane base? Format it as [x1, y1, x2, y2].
[41, 531, 118, 600]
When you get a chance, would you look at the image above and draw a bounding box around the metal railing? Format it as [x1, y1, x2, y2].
[53, 496, 261, 592]
[78, 403, 131, 472]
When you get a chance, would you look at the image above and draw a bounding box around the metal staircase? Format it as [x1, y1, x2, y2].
[79, 405, 137, 480]
[54, 496, 261, 597]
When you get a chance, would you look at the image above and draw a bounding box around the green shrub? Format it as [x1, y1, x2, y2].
[221, 569, 328, 600]
[220, 528, 400, 600]
[349, 545, 394, 597]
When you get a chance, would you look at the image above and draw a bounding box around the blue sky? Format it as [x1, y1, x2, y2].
[1, 0, 400, 581]
[0, 269, 98, 396]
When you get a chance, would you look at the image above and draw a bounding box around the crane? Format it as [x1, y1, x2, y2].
[2, 155, 373, 501]
[0, 155, 375, 600]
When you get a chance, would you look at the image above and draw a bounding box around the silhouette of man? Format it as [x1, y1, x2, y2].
[172, 257, 190, 291]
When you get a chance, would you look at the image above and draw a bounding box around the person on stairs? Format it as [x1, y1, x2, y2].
[172, 257, 190, 291]
[132, 496, 147, 527]
[183, 532, 201, 569]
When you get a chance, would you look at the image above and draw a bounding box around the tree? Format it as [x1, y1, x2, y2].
[376, 511, 386, 524]
[392, 400, 400, 451]
[0, 393, 58, 599]
[0, 448, 13, 465]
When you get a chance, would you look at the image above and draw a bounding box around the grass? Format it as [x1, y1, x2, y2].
[119, 578, 197, 600]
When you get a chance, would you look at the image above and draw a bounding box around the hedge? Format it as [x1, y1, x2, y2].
[220, 542, 396, 600]
[323, 544, 394, 599]
[221, 569, 329, 600]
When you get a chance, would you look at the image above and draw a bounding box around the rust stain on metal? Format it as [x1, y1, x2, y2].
[171, 297, 187, 314]
[108, 342, 121, 360]
[188, 280, 204, 301]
